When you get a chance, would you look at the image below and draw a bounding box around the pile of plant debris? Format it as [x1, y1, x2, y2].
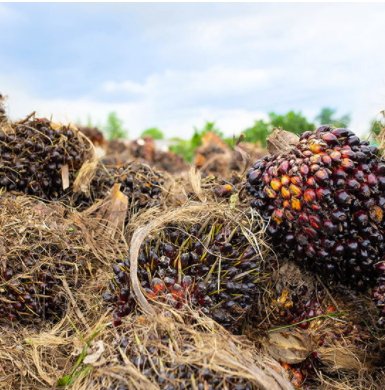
[0, 99, 384, 390]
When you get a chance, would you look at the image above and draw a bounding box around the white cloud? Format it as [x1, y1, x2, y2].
[2, 76, 266, 139]
[101, 66, 274, 104]
[2, 3, 385, 139]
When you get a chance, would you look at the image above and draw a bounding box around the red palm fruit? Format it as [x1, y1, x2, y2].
[247, 126, 385, 326]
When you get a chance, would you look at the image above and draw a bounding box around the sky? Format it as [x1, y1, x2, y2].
[1, 3, 385, 138]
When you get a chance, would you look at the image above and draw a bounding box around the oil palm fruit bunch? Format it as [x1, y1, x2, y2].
[0, 195, 98, 324]
[86, 309, 281, 390]
[246, 126, 385, 325]
[75, 161, 163, 211]
[114, 335, 254, 390]
[0, 116, 92, 200]
[0, 249, 76, 323]
[108, 219, 268, 333]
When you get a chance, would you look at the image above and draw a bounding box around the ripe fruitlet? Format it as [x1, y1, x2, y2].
[246, 126, 385, 325]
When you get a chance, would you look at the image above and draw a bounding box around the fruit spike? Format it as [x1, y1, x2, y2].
[246, 126, 385, 325]
[108, 221, 266, 333]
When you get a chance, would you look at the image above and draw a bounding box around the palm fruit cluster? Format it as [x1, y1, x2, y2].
[108, 220, 268, 333]
[75, 161, 163, 211]
[0, 117, 91, 200]
[0, 196, 94, 324]
[246, 126, 385, 325]
[0, 249, 77, 323]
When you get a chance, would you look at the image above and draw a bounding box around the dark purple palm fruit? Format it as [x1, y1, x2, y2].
[107, 220, 268, 333]
[74, 161, 164, 212]
[246, 126, 385, 326]
[0, 117, 92, 201]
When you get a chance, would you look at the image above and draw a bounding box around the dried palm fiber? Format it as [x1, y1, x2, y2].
[250, 261, 385, 389]
[61, 307, 294, 390]
[0, 193, 125, 325]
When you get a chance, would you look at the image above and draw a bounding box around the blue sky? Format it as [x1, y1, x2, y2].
[1, 3, 385, 138]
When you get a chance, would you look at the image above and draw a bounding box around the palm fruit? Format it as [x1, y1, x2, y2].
[108, 219, 268, 333]
[246, 126, 385, 325]
[74, 161, 163, 212]
[0, 117, 92, 200]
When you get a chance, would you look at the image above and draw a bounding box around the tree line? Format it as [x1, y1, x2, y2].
[83, 108, 384, 162]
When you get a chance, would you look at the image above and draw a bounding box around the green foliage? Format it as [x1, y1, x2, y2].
[269, 111, 315, 135]
[141, 127, 164, 140]
[57, 325, 105, 387]
[315, 107, 351, 128]
[370, 118, 384, 137]
[243, 119, 270, 147]
[194, 121, 224, 139]
[242, 112, 314, 146]
[104, 112, 127, 140]
[169, 138, 196, 163]
[170, 121, 223, 162]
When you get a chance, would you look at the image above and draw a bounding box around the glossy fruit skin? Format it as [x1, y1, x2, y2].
[246, 126, 385, 324]
[108, 222, 266, 333]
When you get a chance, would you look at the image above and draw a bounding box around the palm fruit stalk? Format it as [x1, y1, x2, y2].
[246, 126, 385, 326]
[107, 218, 269, 333]
[0, 116, 92, 200]
[74, 161, 163, 212]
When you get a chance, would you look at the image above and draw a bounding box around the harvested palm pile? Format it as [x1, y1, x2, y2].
[0, 99, 384, 390]
[101, 136, 189, 174]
